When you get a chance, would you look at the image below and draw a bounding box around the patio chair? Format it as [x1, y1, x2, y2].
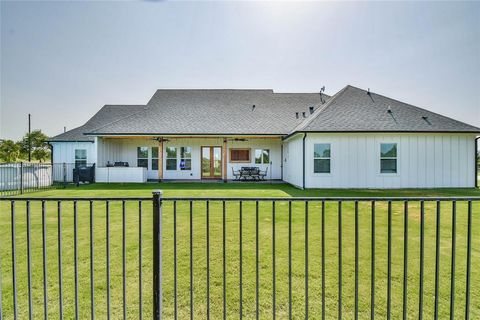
[259, 167, 268, 180]
[232, 167, 241, 180]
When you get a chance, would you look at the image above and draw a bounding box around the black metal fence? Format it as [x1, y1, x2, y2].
[0, 163, 95, 196]
[0, 194, 478, 319]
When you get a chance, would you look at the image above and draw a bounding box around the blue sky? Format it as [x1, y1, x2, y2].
[1, 1, 479, 140]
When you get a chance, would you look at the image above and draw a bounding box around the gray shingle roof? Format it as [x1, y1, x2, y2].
[49, 86, 479, 141]
[48, 105, 144, 142]
[296, 85, 480, 133]
[87, 90, 329, 135]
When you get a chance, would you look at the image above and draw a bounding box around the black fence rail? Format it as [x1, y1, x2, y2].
[0, 163, 95, 196]
[0, 194, 478, 319]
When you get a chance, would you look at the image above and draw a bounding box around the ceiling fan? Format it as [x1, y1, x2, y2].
[151, 137, 170, 142]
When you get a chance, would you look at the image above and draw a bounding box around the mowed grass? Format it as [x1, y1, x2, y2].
[0, 183, 479, 319]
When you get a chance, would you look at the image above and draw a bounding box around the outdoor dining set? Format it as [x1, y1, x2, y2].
[232, 166, 268, 181]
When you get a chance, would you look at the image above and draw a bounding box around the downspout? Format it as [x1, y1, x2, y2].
[280, 144, 283, 181]
[476, 137, 479, 188]
[47, 143, 53, 165]
[303, 133, 307, 189]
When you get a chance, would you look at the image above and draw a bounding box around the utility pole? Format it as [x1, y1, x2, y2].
[28, 113, 31, 162]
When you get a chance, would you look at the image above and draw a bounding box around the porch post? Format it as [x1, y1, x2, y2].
[158, 138, 164, 181]
[223, 138, 227, 182]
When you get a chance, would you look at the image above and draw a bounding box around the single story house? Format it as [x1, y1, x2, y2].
[48, 85, 480, 188]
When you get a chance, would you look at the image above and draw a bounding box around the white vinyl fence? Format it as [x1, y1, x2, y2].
[0, 163, 53, 196]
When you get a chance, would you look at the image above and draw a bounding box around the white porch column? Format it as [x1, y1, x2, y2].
[158, 138, 164, 181]
[223, 138, 227, 182]
[93, 136, 99, 165]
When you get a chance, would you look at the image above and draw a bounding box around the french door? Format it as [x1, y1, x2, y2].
[201, 146, 222, 179]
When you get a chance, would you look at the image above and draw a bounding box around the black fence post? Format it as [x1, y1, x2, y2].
[20, 162, 24, 195]
[0, 238, 2, 317]
[153, 190, 163, 320]
[50, 163, 54, 189]
[62, 163, 66, 188]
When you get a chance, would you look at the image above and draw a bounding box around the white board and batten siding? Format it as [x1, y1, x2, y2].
[53, 133, 476, 188]
[97, 137, 159, 180]
[50, 141, 97, 181]
[302, 133, 476, 189]
[160, 138, 282, 180]
[51, 141, 97, 164]
[226, 139, 282, 180]
[97, 137, 283, 180]
[282, 134, 304, 188]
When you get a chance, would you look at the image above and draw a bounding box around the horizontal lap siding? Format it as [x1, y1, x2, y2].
[305, 133, 476, 188]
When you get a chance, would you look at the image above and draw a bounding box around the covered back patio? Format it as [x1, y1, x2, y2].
[95, 136, 283, 183]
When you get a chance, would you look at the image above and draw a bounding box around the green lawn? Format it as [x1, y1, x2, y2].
[1, 183, 479, 319]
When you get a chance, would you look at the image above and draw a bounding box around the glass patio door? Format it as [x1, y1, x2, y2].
[201, 146, 222, 179]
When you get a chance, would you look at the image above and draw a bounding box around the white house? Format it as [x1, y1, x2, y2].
[48, 85, 480, 188]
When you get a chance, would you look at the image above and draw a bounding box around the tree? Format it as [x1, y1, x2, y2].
[19, 130, 50, 162]
[0, 140, 21, 162]
[32, 148, 50, 162]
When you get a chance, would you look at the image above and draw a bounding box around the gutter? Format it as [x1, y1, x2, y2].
[303, 133, 307, 189]
[476, 137, 479, 188]
[84, 132, 285, 137]
[280, 144, 283, 181]
[285, 130, 480, 139]
[47, 140, 94, 143]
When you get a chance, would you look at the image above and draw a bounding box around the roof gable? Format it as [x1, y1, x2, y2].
[295, 85, 480, 133]
[48, 105, 144, 142]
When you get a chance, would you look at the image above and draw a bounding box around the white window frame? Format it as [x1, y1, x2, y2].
[379, 142, 398, 174]
[165, 147, 178, 171]
[254, 149, 270, 164]
[137, 147, 149, 169]
[75, 149, 87, 168]
[313, 143, 331, 174]
[151, 147, 159, 171]
[180, 147, 192, 171]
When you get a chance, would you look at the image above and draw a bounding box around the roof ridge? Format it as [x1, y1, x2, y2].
[102, 104, 145, 107]
[84, 105, 147, 135]
[152, 88, 274, 92]
[290, 85, 351, 133]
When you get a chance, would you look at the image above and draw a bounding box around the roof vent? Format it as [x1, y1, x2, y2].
[319, 86, 326, 104]
[302, 112, 306, 118]
[252, 104, 256, 111]
[309, 106, 314, 114]
[367, 88, 371, 95]
[387, 106, 392, 113]
[422, 116, 432, 125]
[295, 112, 299, 119]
